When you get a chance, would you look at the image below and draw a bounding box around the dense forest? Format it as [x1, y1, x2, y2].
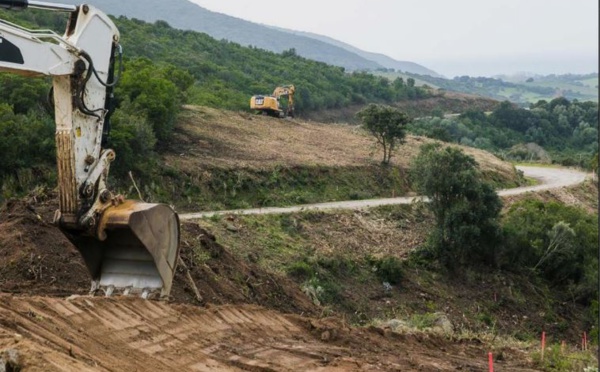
[409, 98, 599, 168]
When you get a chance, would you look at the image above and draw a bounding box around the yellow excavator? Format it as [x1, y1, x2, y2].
[0, 1, 179, 299]
[250, 85, 295, 118]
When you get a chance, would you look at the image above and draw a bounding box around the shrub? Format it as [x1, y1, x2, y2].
[410, 144, 503, 270]
[502, 199, 598, 302]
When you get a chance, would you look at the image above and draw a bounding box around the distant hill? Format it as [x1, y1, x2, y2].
[403, 72, 599, 105]
[272, 27, 442, 78]
[58, 0, 437, 75]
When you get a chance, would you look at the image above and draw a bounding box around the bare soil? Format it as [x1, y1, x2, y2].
[170, 106, 516, 181]
[0, 295, 541, 372]
[0, 194, 543, 371]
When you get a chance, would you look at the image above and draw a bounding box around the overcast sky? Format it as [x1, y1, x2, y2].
[189, 0, 598, 77]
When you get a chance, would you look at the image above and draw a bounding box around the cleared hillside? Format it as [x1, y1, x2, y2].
[147, 106, 523, 211]
[170, 106, 511, 171]
[302, 91, 500, 123]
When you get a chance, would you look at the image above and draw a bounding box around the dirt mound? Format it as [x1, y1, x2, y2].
[172, 221, 318, 315]
[0, 198, 89, 296]
[0, 195, 317, 316]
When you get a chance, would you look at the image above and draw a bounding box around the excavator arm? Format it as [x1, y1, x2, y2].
[272, 85, 295, 117]
[0, 1, 180, 299]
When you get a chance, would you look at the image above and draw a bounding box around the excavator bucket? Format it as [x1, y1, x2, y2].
[67, 201, 180, 299]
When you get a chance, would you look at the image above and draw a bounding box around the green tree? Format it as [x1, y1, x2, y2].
[410, 144, 503, 269]
[0, 73, 49, 114]
[357, 104, 411, 164]
[115, 58, 193, 143]
[107, 99, 158, 177]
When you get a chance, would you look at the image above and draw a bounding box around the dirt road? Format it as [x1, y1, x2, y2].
[181, 166, 589, 219]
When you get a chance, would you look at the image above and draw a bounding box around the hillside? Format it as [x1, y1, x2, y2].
[405, 72, 599, 105]
[0, 8, 432, 116]
[55, 0, 432, 75]
[0, 108, 596, 370]
[144, 105, 523, 211]
[270, 26, 442, 77]
[65, 0, 599, 107]
[495, 73, 599, 103]
[304, 90, 500, 123]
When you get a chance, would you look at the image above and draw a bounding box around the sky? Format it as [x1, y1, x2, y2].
[189, 0, 598, 78]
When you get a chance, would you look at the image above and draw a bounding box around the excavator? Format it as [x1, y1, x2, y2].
[0, 1, 180, 299]
[250, 84, 295, 118]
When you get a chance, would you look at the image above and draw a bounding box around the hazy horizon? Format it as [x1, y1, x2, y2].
[189, 0, 598, 78]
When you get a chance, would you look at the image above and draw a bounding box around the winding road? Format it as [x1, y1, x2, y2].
[180, 166, 590, 220]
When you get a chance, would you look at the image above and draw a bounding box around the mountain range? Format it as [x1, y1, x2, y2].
[59, 0, 439, 75]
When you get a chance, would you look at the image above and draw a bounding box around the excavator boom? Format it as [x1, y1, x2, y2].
[0, 1, 180, 298]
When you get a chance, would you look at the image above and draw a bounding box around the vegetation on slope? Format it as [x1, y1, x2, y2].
[409, 98, 599, 168]
[59, 0, 387, 71]
[146, 106, 522, 211]
[0, 8, 430, 114]
[0, 8, 434, 199]
[196, 179, 598, 349]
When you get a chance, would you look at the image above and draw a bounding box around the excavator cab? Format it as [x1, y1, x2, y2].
[0, 1, 180, 298]
[250, 84, 295, 118]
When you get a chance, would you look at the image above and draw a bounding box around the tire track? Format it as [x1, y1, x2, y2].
[0, 296, 347, 371]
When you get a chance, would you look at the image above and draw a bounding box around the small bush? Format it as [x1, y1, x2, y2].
[287, 260, 315, 280]
[370, 256, 404, 284]
[532, 343, 598, 371]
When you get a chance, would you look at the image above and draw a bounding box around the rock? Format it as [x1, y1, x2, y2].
[0, 348, 20, 372]
[431, 312, 454, 335]
[382, 319, 412, 332]
[225, 223, 239, 232]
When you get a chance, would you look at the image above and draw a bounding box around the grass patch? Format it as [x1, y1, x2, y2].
[531, 343, 598, 371]
[155, 164, 411, 211]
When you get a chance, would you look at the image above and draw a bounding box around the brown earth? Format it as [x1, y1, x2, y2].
[0, 194, 544, 371]
[169, 106, 518, 183]
[0, 295, 539, 372]
[0, 194, 316, 317]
